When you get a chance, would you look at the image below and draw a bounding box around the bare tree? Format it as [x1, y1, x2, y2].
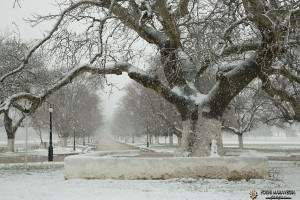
[0, 36, 47, 151]
[32, 79, 103, 146]
[222, 85, 269, 148]
[1, 0, 300, 156]
[112, 82, 181, 145]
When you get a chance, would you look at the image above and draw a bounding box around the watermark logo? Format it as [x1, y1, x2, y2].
[261, 190, 296, 199]
[249, 189, 296, 199]
[249, 190, 258, 200]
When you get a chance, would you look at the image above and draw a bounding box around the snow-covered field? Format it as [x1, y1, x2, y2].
[0, 161, 299, 200]
[1, 126, 300, 199]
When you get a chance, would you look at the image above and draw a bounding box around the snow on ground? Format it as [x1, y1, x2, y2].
[1, 128, 300, 199]
[0, 146, 91, 160]
[0, 161, 299, 200]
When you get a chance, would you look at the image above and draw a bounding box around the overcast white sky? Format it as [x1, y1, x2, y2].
[0, 0, 131, 121]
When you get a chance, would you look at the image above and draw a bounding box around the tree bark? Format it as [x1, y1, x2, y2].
[36, 126, 43, 145]
[169, 133, 173, 146]
[177, 136, 182, 146]
[180, 109, 224, 157]
[181, 119, 191, 152]
[61, 137, 68, 147]
[155, 134, 159, 144]
[4, 110, 15, 152]
[7, 139, 15, 152]
[238, 134, 244, 149]
[39, 134, 43, 145]
[191, 114, 224, 157]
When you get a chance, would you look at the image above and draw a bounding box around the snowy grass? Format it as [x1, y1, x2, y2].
[1, 132, 299, 199]
[224, 143, 300, 150]
[0, 140, 299, 199]
[0, 162, 64, 171]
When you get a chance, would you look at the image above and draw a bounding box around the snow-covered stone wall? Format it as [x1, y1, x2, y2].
[64, 151, 268, 180]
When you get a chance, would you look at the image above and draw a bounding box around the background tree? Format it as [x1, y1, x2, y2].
[0, 36, 48, 151]
[31, 79, 104, 146]
[111, 81, 182, 146]
[222, 85, 272, 148]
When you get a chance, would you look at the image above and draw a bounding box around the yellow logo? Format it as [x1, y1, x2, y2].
[249, 190, 258, 200]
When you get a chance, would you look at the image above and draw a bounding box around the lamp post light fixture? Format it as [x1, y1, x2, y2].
[73, 126, 76, 152]
[48, 106, 54, 162]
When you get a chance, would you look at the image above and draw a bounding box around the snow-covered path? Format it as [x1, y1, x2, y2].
[0, 161, 299, 200]
[97, 136, 134, 151]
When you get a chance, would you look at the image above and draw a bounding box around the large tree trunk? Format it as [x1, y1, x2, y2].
[238, 134, 244, 149]
[39, 133, 43, 145]
[4, 110, 16, 152]
[154, 134, 159, 144]
[36, 126, 43, 145]
[191, 115, 224, 157]
[169, 133, 173, 146]
[181, 119, 192, 153]
[61, 137, 68, 147]
[6, 128, 16, 152]
[180, 111, 224, 157]
[3, 110, 25, 152]
[7, 138, 15, 152]
[177, 136, 182, 146]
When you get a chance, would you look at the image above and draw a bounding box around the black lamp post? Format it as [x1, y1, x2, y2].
[146, 121, 149, 148]
[73, 126, 76, 151]
[83, 129, 86, 146]
[48, 106, 53, 161]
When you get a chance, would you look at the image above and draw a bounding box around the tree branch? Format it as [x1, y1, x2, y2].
[260, 73, 300, 120]
[173, 0, 190, 18]
[0, 0, 104, 83]
[154, 0, 180, 47]
[1, 61, 189, 117]
[109, 1, 168, 47]
[221, 125, 241, 135]
[202, 53, 261, 118]
[268, 68, 300, 85]
[197, 42, 260, 77]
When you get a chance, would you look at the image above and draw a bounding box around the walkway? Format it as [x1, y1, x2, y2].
[96, 135, 173, 157]
[96, 135, 134, 151]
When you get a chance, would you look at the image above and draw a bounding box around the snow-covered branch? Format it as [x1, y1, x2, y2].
[222, 16, 247, 44]
[173, 0, 190, 18]
[177, 49, 197, 82]
[0, 0, 104, 83]
[221, 125, 241, 135]
[0, 62, 129, 114]
[260, 74, 300, 121]
[270, 98, 294, 121]
[269, 68, 300, 85]
[128, 68, 191, 106]
[109, 0, 167, 46]
[217, 42, 260, 57]
[1, 61, 192, 116]
[154, 0, 180, 47]
[197, 42, 260, 77]
[0, 92, 39, 113]
[243, 0, 274, 29]
[202, 53, 261, 118]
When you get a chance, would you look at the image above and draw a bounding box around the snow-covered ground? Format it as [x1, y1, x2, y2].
[1, 126, 299, 199]
[0, 161, 299, 200]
